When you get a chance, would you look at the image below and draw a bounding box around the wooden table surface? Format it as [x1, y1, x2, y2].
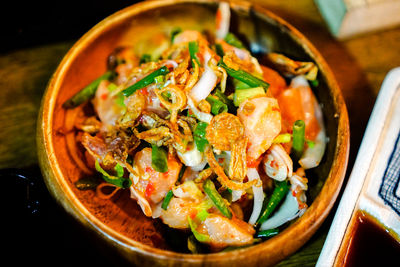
[1, 0, 399, 265]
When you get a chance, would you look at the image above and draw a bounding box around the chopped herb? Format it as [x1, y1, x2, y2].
[151, 144, 168, 173]
[193, 122, 209, 152]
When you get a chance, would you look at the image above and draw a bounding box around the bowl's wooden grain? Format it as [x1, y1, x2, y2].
[37, 0, 349, 266]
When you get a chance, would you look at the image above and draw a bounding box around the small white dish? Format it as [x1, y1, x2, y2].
[317, 67, 400, 266]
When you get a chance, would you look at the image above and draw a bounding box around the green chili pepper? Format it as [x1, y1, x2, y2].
[292, 120, 306, 159]
[188, 41, 200, 66]
[219, 61, 269, 91]
[161, 190, 174, 210]
[151, 144, 168, 173]
[206, 96, 228, 115]
[63, 71, 115, 108]
[203, 179, 232, 219]
[95, 160, 131, 189]
[256, 228, 279, 238]
[193, 122, 209, 152]
[224, 32, 245, 49]
[122, 66, 170, 97]
[256, 181, 289, 226]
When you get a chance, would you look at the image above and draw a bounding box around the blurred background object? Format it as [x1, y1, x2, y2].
[315, 0, 400, 39]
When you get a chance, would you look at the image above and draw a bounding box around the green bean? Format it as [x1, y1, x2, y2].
[63, 71, 114, 108]
[292, 120, 306, 159]
[218, 61, 270, 90]
[151, 144, 168, 173]
[206, 96, 228, 115]
[256, 181, 289, 226]
[122, 66, 170, 97]
[193, 122, 209, 152]
[256, 228, 279, 238]
[203, 179, 232, 219]
[161, 190, 174, 210]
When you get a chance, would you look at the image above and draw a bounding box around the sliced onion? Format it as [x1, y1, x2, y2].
[231, 190, 244, 202]
[247, 168, 264, 225]
[299, 130, 326, 169]
[177, 144, 204, 167]
[216, 2, 231, 39]
[187, 96, 213, 123]
[189, 51, 218, 103]
[260, 192, 300, 230]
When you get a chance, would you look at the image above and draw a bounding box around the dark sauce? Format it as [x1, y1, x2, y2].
[343, 211, 400, 267]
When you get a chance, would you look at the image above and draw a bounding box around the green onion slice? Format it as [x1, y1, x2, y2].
[95, 160, 131, 189]
[122, 66, 170, 97]
[63, 71, 115, 108]
[161, 190, 174, 210]
[206, 96, 228, 115]
[292, 120, 306, 159]
[219, 61, 269, 91]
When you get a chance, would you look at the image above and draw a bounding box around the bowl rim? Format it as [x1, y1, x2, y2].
[37, 0, 350, 264]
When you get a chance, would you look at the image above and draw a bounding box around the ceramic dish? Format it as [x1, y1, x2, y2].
[37, 0, 349, 266]
[317, 67, 400, 266]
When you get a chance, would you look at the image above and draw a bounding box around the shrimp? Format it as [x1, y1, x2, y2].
[237, 96, 282, 166]
[260, 65, 287, 97]
[158, 182, 208, 228]
[263, 144, 293, 181]
[198, 214, 255, 247]
[93, 80, 126, 129]
[277, 81, 320, 141]
[131, 148, 182, 206]
[277, 76, 326, 169]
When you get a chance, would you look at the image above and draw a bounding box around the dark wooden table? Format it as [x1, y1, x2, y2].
[1, 0, 399, 265]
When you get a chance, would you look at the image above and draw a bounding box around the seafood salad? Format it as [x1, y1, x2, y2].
[63, 2, 326, 253]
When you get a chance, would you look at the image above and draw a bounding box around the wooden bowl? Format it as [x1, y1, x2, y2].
[37, 0, 350, 266]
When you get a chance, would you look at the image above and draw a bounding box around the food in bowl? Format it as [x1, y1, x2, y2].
[62, 2, 327, 253]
